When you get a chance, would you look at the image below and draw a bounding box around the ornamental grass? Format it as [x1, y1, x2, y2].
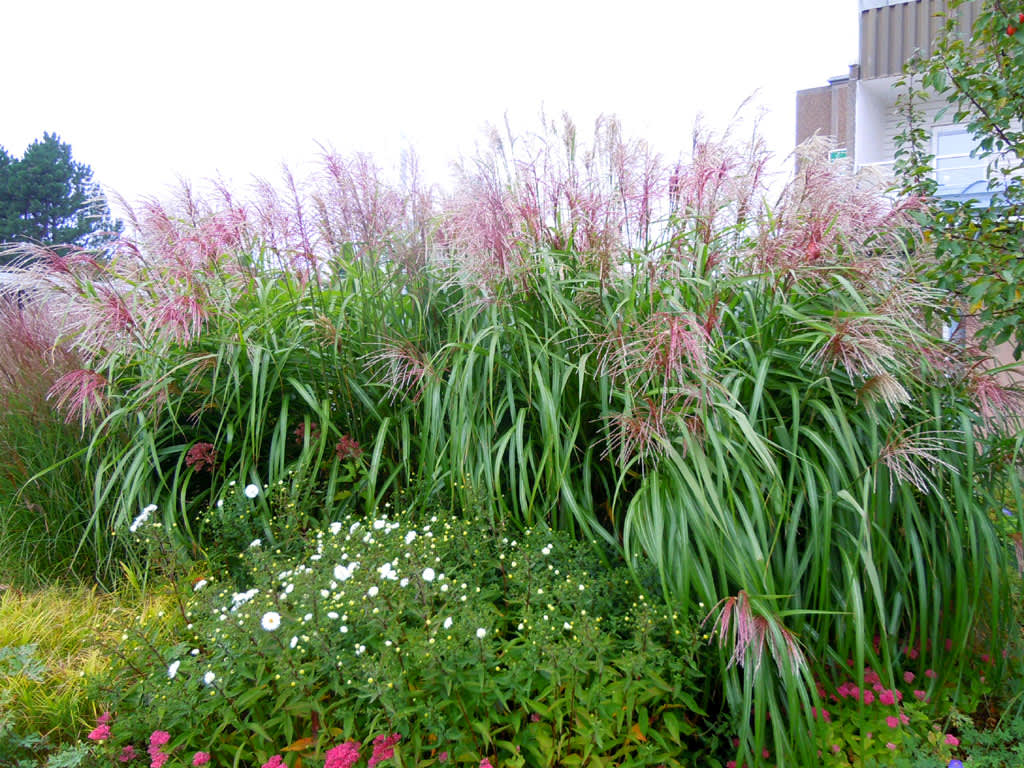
[1, 116, 1021, 766]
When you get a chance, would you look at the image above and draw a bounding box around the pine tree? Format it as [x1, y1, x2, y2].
[0, 133, 120, 258]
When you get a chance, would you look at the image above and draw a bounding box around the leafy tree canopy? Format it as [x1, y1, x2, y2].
[895, 0, 1024, 357]
[0, 132, 121, 258]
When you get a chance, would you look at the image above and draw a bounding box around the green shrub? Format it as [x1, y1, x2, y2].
[0, 584, 174, 764]
[5, 118, 1021, 764]
[0, 298, 108, 586]
[92, 506, 715, 767]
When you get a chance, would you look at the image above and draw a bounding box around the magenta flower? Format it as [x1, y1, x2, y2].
[945, 733, 960, 746]
[88, 724, 111, 741]
[293, 421, 321, 445]
[479, 759, 494, 768]
[879, 689, 896, 706]
[185, 442, 218, 472]
[192, 752, 211, 766]
[261, 756, 284, 768]
[149, 731, 171, 749]
[903, 670, 915, 684]
[325, 741, 361, 768]
[367, 733, 401, 768]
[335, 435, 363, 461]
[886, 715, 900, 728]
[119, 745, 137, 762]
[147, 730, 171, 768]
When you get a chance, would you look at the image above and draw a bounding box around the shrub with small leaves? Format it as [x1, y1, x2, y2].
[91, 506, 714, 766]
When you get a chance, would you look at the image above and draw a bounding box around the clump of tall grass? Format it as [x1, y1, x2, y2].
[0, 583, 175, 747]
[0, 297, 104, 585]
[2, 116, 1021, 765]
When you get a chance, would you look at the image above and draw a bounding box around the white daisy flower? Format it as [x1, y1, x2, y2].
[203, 671, 216, 685]
[422, 567, 436, 582]
[475, 627, 487, 639]
[334, 564, 354, 581]
[167, 660, 180, 679]
[129, 510, 150, 533]
[261, 611, 282, 631]
[244, 483, 260, 499]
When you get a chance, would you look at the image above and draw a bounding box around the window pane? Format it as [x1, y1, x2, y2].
[936, 162, 986, 191]
[935, 127, 976, 158]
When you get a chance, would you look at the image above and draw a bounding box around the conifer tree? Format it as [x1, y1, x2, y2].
[0, 132, 120, 258]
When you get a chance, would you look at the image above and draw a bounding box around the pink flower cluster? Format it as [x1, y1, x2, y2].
[185, 441, 218, 472]
[85, 713, 218, 768]
[325, 740, 362, 768]
[335, 435, 363, 461]
[86, 711, 113, 743]
[368, 733, 401, 768]
[148, 730, 171, 768]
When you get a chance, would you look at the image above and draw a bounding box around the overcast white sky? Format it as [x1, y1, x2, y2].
[2, 1, 859, 203]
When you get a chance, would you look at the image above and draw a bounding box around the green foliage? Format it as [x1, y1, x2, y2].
[0, 402, 101, 586]
[896, 0, 1024, 356]
[0, 298, 111, 586]
[940, 712, 1024, 767]
[0, 133, 120, 253]
[93, 507, 715, 767]
[0, 584, 174, 761]
[7, 117, 1022, 765]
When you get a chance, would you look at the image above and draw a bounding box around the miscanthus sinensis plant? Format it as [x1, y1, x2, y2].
[91, 504, 711, 767]
[3, 115, 1022, 765]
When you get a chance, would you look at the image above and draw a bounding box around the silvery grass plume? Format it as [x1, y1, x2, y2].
[855, 372, 912, 417]
[707, 591, 807, 677]
[363, 338, 435, 404]
[961, 353, 1024, 432]
[0, 296, 81, 411]
[878, 428, 961, 498]
[756, 136, 922, 280]
[441, 114, 666, 293]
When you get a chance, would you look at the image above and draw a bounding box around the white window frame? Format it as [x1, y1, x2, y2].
[932, 124, 988, 194]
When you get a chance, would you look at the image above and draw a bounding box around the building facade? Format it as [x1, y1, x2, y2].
[797, 0, 989, 201]
[797, 0, 1021, 371]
